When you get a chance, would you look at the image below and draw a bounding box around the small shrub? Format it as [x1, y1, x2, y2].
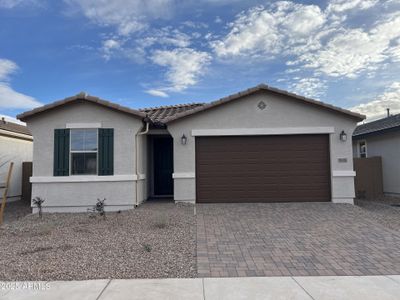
[95, 198, 106, 217]
[88, 198, 106, 219]
[32, 197, 45, 219]
[142, 243, 152, 252]
[153, 222, 167, 229]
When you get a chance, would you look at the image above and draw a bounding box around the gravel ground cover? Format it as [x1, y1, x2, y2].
[355, 197, 400, 231]
[0, 201, 196, 281]
[2, 200, 31, 224]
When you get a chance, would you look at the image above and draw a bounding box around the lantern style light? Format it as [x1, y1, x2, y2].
[339, 130, 347, 142]
[181, 134, 187, 145]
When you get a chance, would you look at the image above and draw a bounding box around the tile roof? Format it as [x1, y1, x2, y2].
[353, 113, 400, 137]
[140, 103, 205, 124]
[17, 92, 146, 122]
[16, 84, 365, 125]
[162, 84, 365, 123]
[0, 118, 31, 136]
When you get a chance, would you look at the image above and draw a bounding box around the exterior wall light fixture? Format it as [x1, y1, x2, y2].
[181, 134, 187, 145]
[339, 130, 347, 142]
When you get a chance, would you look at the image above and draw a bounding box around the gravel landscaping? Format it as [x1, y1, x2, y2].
[0, 201, 196, 281]
[355, 196, 400, 231]
[1, 200, 31, 224]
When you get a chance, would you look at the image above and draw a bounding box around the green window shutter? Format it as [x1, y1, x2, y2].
[98, 128, 114, 176]
[54, 129, 70, 176]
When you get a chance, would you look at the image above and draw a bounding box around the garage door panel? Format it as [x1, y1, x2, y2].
[196, 135, 330, 203]
[197, 166, 329, 174]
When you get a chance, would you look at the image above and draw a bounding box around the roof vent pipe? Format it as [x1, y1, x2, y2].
[387, 108, 390, 117]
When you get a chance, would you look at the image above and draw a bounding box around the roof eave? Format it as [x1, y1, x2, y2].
[17, 94, 146, 122]
[353, 125, 400, 139]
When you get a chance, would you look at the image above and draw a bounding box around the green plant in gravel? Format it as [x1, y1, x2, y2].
[142, 243, 152, 252]
[32, 197, 45, 219]
[87, 198, 106, 219]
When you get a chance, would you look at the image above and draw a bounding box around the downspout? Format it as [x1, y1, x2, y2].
[135, 120, 150, 207]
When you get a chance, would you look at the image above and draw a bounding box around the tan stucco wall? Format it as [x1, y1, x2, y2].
[353, 131, 400, 195]
[168, 91, 358, 203]
[0, 135, 32, 201]
[27, 101, 146, 212]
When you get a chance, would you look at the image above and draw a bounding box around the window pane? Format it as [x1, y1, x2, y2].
[71, 129, 97, 151]
[71, 153, 97, 175]
[84, 129, 98, 151]
[71, 129, 85, 151]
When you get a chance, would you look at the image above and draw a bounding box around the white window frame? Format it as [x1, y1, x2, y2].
[358, 140, 367, 158]
[70, 128, 99, 176]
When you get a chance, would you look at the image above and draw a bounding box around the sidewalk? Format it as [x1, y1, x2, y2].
[1, 275, 400, 300]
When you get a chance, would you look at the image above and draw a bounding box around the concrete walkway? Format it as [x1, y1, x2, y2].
[1, 276, 400, 300]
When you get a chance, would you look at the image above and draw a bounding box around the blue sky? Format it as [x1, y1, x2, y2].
[0, 0, 400, 122]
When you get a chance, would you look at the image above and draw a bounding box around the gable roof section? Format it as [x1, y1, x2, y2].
[140, 103, 204, 124]
[353, 114, 400, 138]
[17, 92, 146, 122]
[0, 118, 31, 136]
[162, 84, 365, 123]
[16, 84, 365, 125]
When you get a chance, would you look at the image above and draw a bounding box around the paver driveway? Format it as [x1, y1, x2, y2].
[196, 203, 400, 277]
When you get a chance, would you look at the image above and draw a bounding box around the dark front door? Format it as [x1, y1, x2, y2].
[153, 136, 173, 196]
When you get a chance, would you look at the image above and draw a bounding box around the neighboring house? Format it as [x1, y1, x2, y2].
[353, 113, 400, 196]
[17, 84, 364, 212]
[0, 118, 33, 201]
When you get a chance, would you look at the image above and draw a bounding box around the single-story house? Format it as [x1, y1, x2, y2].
[17, 84, 365, 212]
[0, 118, 33, 201]
[353, 113, 400, 196]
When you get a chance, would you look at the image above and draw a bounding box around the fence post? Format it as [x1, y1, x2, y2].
[0, 162, 14, 225]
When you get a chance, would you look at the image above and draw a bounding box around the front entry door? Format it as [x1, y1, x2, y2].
[153, 136, 173, 196]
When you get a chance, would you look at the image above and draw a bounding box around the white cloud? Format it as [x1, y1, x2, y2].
[99, 27, 192, 62]
[0, 59, 18, 81]
[0, 58, 41, 109]
[327, 0, 378, 14]
[298, 12, 400, 78]
[0, 83, 41, 109]
[289, 77, 327, 98]
[101, 38, 123, 60]
[65, 0, 174, 36]
[214, 16, 222, 23]
[141, 28, 192, 48]
[351, 82, 400, 121]
[211, 1, 400, 81]
[211, 2, 326, 57]
[150, 48, 211, 93]
[145, 89, 169, 98]
[0, 0, 41, 8]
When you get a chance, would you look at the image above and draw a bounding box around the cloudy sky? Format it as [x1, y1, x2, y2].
[0, 0, 400, 122]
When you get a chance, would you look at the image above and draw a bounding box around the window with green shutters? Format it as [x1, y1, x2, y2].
[70, 129, 98, 175]
[53, 128, 114, 176]
[54, 129, 70, 176]
[98, 128, 114, 176]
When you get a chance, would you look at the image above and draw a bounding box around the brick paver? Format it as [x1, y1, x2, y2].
[196, 203, 400, 277]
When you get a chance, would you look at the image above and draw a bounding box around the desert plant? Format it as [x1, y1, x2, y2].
[95, 198, 106, 218]
[32, 197, 45, 218]
[142, 243, 152, 252]
[88, 198, 106, 219]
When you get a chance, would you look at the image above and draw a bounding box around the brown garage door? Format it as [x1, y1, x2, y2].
[196, 135, 331, 203]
